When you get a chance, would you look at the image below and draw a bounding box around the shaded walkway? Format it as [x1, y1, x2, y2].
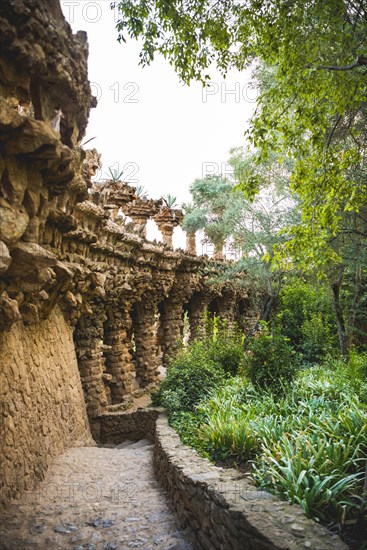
[0, 440, 194, 550]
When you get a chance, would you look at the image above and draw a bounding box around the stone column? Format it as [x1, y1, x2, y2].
[131, 301, 160, 387]
[187, 293, 212, 341]
[159, 298, 185, 365]
[155, 207, 184, 247]
[103, 305, 135, 403]
[125, 198, 159, 239]
[127, 213, 149, 238]
[73, 302, 109, 434]
[160, 223, 174, 246]
[186, 231, 197, 255]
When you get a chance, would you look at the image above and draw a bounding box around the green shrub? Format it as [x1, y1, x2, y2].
[349, 349, 367, 379]
[196, 378, 260, 461]
[252, 389, 367, 522]
[204, 314, 245, 376]
[199, 413, 259, 462]
[151, 340, 226, 414]
[152, 316, 245, 415]
[253, 432, 365, 522]
[300, 312, 335, 362]
[170, 411, 207, 453]
[206, 336, 245, 376]
[347, 350, 367, 402]
[310, 353, 367, 402]
[244, 323, 298, 392]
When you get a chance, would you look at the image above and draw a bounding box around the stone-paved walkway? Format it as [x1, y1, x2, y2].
[0, 440, 195, 550]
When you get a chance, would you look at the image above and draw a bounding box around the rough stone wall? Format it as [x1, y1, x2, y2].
[0, 306, 93, 509]
[154, 416, 348, 550]
[95, 408, 162, 444]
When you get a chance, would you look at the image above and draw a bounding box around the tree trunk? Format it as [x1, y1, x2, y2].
[261, 294, 275, 323]
[347, 265, 366, 348]
[330, 266, 349, 356]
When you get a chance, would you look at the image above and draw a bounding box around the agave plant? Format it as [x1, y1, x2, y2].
[134, 184, 148, 199]
[161, 194, 178, 208]
[105, 166, 124, 182]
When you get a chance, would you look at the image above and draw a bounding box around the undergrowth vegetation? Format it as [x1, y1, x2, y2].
[276, 279, 338, 363]
[198, 367, 366, 524]
[153, 316, 367, 541]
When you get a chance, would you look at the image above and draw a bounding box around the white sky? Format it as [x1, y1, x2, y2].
[61, 1, 257, 206]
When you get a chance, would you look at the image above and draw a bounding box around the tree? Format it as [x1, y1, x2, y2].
[183, 150, 299, 322]
[183, 175, 241, 258]
[113, 0, 367, 353]
[113, 0, 367, 260]
[253, 62, 367, 356]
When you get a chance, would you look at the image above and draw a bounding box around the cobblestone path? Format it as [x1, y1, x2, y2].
[0, 440, 195, 550]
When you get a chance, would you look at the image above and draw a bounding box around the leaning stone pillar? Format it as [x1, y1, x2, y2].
[74, 302, 109, 435]
[188, 293, 212, 341]
[132, 301, 160, 387]
[186, 231, 197, 255]
[103, 306, 135, 403]
[159, 298, 184, 365]
[154, 207, 184, 248]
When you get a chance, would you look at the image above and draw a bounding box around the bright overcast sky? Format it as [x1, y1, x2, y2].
[61, 1, 257, 206]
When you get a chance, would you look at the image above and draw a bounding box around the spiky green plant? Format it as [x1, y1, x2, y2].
[134, 184, 148, 199]
[105, 166, 124, 182]
[161, 194, 177, 208]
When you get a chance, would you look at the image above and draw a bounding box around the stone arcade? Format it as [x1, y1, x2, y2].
[0, 0, 242, 508]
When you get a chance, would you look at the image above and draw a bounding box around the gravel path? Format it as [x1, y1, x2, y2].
[0, 440, 195, 550]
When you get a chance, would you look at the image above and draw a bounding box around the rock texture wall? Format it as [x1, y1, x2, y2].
[0, 0, 247, 508]
[0, 306, 92, 508]
[96, 408, 162, 444]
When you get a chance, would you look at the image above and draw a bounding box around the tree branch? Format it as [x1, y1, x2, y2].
[308, 55, 367, 71]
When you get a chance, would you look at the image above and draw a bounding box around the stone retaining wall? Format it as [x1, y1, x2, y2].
[95, 408, 162, 444]
[154, 415, 348, 550]
[0, 306, 93, 509]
